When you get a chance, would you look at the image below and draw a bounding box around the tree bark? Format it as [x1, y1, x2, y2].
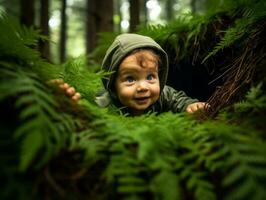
[191, 0, 197, 13]
[86, 0, 113, 54]
[60, 0, 67, 63]
[129, 0, 140, 32]
[114, 0, 122, 33]
[140, 0, 148, 26]
[20, 0, 35, 27]
[96, 0, 113, 32]
[165, 0, 174, 21]
[39, 0, 50, 60]
[86, 0, 96, 54]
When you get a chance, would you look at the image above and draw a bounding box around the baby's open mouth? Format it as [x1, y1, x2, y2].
[134, 96, 150, 104]
[135, 96, 149, 100]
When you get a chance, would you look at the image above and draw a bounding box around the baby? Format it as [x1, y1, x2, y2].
[60, 33, 207, 115]
[94, 33, 207, 115]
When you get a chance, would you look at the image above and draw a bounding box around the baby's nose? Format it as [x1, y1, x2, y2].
[137, 81, 148, 92]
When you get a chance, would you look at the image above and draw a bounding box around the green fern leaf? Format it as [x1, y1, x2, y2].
[19, 129, 43, 171]
[150, 170, 182, 200]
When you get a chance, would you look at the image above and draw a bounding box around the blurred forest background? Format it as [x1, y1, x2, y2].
[0, 0, 237, 102]
[0, 0, 212, 63]
[0, 0, 266, 200]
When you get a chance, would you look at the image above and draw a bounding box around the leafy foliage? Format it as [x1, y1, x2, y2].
[60, 56, 104, 102]
[202, 0, 266, 63]
[1, 2, 266, 200]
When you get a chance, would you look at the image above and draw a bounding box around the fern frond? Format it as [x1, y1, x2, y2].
[200, 122, 266, 200]
[0, 63, 76, 171]
[150, 170, 182, 200]
[202, 0, 266, 63]
[0, 14, 40, 63]
[61, 56, 104, 102]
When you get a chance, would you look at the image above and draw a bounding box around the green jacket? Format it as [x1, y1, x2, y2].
[96, 33, 198, 115]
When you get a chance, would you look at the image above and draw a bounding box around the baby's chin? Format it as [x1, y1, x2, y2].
[129, 104, 153, 115]
[131, 101, 152, 110]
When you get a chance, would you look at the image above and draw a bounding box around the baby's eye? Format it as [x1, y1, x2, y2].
[126, 76, 135, 83]
[147, 74, 154, 80]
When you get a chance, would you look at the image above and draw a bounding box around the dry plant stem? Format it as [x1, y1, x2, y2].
[69, 168, 88, 180]
[206, 26, 265, 117]
[44, 167, 66, 197]
[208, 52, 254, 115]
[55, 168, 88, 180]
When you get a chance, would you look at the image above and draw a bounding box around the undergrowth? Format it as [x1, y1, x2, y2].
[0, 1, 266, 199]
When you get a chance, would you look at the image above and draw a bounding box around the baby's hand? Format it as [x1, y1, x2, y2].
[186, 102, 209, 113]
[48, 79, 81, 103]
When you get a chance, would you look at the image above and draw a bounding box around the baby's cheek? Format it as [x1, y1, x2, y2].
[152, 85, 160, 102]
[118, 87, 134, 100]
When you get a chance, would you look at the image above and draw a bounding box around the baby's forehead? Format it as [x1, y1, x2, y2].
[130, 49, 159, 59]
[119, 62, 158, 74]
[127, 49, 159, 65]
[120, 52, 158, 69]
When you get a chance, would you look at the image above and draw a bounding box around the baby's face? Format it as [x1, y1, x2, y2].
[115, 50, 160, 115]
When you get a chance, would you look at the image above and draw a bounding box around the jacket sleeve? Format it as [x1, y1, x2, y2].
[159, 85, 199, 113]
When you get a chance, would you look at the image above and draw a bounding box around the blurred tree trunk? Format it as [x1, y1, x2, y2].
[86, 0, 96, 54]
[39, 0, 50, 60]
[191, 0, 196, 13]
[60, 0, 67, 63]
[165, 0, 174, 21]
[86, 0, 113, 54]
[96, 0, 113, 32]
[129, 0, 140, 32]
[114, 0, 122, 33]
[20, 0, 35, 27]
[190, 0, 204, 13]
[140, 0, 148, 26]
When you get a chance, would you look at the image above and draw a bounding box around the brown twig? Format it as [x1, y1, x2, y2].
[44, 166, 66, 197]
[205, 24, 266, 118]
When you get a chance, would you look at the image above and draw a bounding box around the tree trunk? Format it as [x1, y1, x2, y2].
[20, 0, 35, 27]
[191, 0, 196, 13]
[96, 0, 113, 32]
[86, 0, 113, 54]
[140, 0, 148, 26]
[114, 0, 122, 33]
[39, 0, 50, 60]
[129, 0, 140, 32]
[86, 0, 96, 54]
[60, 0, 67, 63]
[165, 0, 174, 21]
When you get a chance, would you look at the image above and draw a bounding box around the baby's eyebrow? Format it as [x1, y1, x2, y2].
[119, 66, 139, 72]
[119, 69, 137, 75]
